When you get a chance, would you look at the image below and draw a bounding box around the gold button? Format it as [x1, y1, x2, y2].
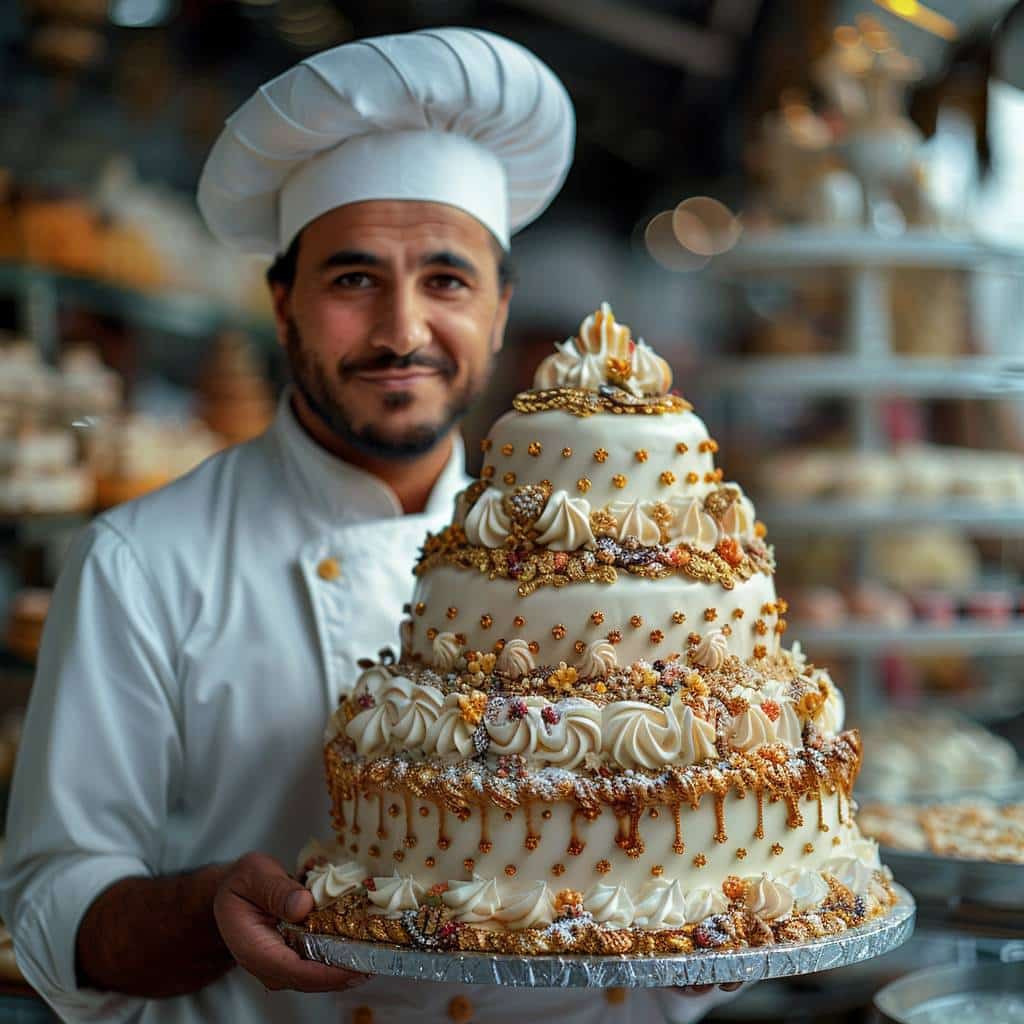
[605, 987, 627, 1005]
[317, 557, 341, 581]
[448, 995, 473, 1022]
[352, 1008, 373, 1024]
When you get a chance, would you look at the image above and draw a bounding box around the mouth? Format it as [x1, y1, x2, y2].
[351, 369, 443, 390]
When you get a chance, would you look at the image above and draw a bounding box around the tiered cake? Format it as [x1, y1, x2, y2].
[300, 304, 896, 956]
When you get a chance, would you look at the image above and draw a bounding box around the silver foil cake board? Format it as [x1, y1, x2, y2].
[280, 885, 914, 989]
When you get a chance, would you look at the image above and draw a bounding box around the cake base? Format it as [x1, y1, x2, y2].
[282, 883, 912, 987]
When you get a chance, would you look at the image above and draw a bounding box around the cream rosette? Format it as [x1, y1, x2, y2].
[432, 631, 462, 671]
[367, 871, 424, 917]
[579, 639, 617, 678]
[389, 682, 445, 748]
[727, 700, 803, 753]
[822, 838, 880, 895]
[533, 490, 595, 550]
[631, 338, 673, 396]
[583, 884, 634, 929]
[464, 487, 511, 548]
[601, 692, 716, 771]
[534, 698, 602, 769]
[682, 886, 729, 923]
[442, 875, 502, 924]
[493, 881, 555, 929]
[632, 879, 689, 929]
[484, 696, 548, 756]
[668, 496, 719, 551]
[496, 638, 535, 680]
[423, 691, 478, 759]
[533, 338, 607, 391]
[811, 672, 845, 736]
[692, 628, 729, 671]
[744, 874, 794, 921]
[720, 484, 757, 541]
[345, 673, 446, 757]
[779, 867, 830, 912]
[305, 859, 365, 909]
[607, 500, 661, 546]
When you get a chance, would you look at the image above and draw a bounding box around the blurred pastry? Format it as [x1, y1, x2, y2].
[196, 331, 274, 446]
[5, 589, 50, 663]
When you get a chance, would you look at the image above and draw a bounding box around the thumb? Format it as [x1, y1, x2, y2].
[238, 853, 315, 922]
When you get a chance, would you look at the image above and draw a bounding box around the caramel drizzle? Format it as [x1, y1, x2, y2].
[351, 789, 361, 836]
[754, 790, 765, 841]
[403, 792, 417, 848]
[785, 794, 804, 829]
[568, 809, 587, 856]
[436, 803, 450, 850]
[713, 792, 728, 844]
[836, 787, 847, 827]
[376, 792, 388, 841]
[613, 804, 646, 859]
[816, 789, 828, 833]
[671, 803, 685, 854]
[524, 802, 541, 851]
[478, 802, 493, 855]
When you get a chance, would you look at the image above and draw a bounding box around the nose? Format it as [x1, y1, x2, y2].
[372, 283, 431, 355]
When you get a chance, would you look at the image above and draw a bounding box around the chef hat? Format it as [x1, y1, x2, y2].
[197, 27, 575, 256]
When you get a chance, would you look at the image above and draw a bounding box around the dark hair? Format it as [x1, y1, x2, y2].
[265, 230, 516, 291]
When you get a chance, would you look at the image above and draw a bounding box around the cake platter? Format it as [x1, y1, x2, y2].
[281, 885, 914, 989]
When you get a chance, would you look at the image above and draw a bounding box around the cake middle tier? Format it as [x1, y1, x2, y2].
[408, 564, 781, 667]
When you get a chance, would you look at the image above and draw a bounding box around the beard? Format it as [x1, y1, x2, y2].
[284, 317, 487, 460]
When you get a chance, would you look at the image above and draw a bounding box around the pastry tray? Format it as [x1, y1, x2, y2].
[280, 885, 914, 988]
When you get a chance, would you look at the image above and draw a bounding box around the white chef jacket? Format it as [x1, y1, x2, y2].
[0, 394, 740, 1024]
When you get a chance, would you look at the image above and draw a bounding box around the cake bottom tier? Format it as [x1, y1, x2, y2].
[303, 741, 897, 954]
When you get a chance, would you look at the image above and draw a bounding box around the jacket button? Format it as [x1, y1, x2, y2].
[317, 557, 342, 581]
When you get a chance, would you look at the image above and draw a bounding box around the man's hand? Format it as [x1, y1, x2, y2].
[214, 851, 370, 993]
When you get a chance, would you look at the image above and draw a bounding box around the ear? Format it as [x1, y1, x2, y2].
[491, 285, 513, 355]
[269, 282, 292, 349]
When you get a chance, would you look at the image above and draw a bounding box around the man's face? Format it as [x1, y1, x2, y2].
[272, 200, 512, 459]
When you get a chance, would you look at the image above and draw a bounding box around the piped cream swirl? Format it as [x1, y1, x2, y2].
[464, 488, 511, 548]
[493, 882, 555, 929]
[534, 491, 595, 550]
[367, 871, 424, 917]
[442, 875, 502, 924]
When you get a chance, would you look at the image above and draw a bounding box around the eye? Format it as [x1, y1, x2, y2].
[332, 272, 375, 289]
[427, 274, 467, 291]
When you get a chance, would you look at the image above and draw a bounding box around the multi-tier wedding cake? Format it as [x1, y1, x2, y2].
[298, 304, 896, 956]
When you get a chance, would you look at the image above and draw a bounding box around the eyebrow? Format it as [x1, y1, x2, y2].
[318, 249, 479, 279]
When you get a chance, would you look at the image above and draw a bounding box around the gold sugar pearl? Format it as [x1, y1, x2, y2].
[634, 449, 649, 463]
[698, 440, 714, 453]
[527, 441, 542, 457]
[454, 632, 466, 646]
[350, 844, 359, 854]
[693, 853, 707, 867]
[368, 845, 380, 858]
[590, 611, 605, 625]
[607, 629, 622, 644]
[735, 848, 747, 860]
[504, 811, 514, 822]
[777, 599, 789, 614]
[704, 608, 717, 622]
[775, 620, 788, 634]
[593, 448, 608, 463]
[562, 447, 573, 458]
[650, 865, 664, 877]
[481, 438, 493, 453]
[425, 856, 436, 867]
[687, 632, 701, 646]
[419, 806, 430, 817]
[503, 472, 517, 485]
[733, 608, 745, 619]
[611, 474, 627, 488]
[577, 477, 592, 494]
[388, 803, 400, 818]
[832, 835, 842, 846]
[671, 611, 686, 624]
[650, 629, 664, 644]
[685, 471, 699, 484]
[753, 644, 767, 659]
[501, 443, 514, 456]
[803, 843, 814, 855]
[464, 858, 475, 873]
[551, 863, 566, 876]
[648, 808, 660, 819]
[426, 628, 439, 640]
[493, 639, 507, 652]
[629, 615, 643, 628]
[480, 614, 493, 629]
[704, 472, 716, 484]
[552, 624, 567, 640]
[415, 602, 426, 616]
[528, 641, 540, 654]
[447, 607, 458, 620]
[771, 843, 784, 856]
[676, 442, 689, 454]
[659, 471, 676, 486]
[596, 859, 611, 874]
[754, 619, 768, 635]
[513, 615, 526, 627]
[722, 624, 732, 636]
[482, 465, 495, 479]
[504, 865, 518, 877]
[574, 640, 586, 654]
[393, 850, 405, 861]
[542, 809, 553, 820]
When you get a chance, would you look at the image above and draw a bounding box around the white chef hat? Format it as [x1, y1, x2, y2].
[197, 27, 575, 256]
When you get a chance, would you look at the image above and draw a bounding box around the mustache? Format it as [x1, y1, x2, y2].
[339, 351, 457, 379]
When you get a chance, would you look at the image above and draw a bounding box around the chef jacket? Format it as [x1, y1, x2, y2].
[0, 393, 741, 1024]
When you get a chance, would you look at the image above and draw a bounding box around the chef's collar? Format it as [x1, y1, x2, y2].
[272, 388, 467, 524]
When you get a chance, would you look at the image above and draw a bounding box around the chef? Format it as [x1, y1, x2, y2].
[0, 26, 739, 1024]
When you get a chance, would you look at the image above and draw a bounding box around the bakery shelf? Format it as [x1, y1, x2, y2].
[0, 263, 275, 345]
[793, 621, 1024, 656]
[757, 500, 1024, 534]
[714, 228, 1024, 273]
[696, 356, 1024, 398]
